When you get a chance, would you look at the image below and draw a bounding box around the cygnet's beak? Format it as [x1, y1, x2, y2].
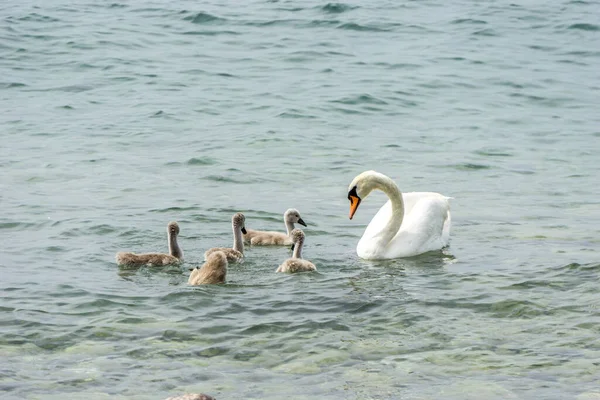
[297, 218, 307, 227]
[290, 243, 295, 252]
[241, 227, 247, 234]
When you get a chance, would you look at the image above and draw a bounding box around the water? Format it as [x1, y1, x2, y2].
[1, 0, 600, 398]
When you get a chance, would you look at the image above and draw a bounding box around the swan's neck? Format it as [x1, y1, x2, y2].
[284, 219, 294, 236]
[371, 175, 405, 245]
[292, 239, 303, 259]
[168, 233, 183, 259]
[233, 226, 244, 253]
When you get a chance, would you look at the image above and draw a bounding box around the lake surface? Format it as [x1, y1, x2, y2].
[1, 0, 599, 399]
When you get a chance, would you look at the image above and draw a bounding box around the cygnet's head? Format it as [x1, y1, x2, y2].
[284, 208, 307, 227]
[232, 212, 247, 234]
[207, 251, 228, 268]
[167, 221, 180, 236]
[189, 251, 228, 272]
[290, 228, 305, 243]
[289, 228, 305, 252]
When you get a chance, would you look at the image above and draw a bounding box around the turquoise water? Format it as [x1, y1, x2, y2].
[2, 0, 600, 399]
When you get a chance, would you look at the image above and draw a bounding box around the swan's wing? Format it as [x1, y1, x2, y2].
[441, 206, 451, 245]
[402, 192, 449, 216]
[389, 195, 451, 257]
[361, 192, 449, 242]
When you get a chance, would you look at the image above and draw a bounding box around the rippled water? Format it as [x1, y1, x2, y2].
[2, 0, 600, 399]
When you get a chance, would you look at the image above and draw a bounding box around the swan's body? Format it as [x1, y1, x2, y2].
[276, 229, 316, 273]
[115, 252, 179, 267]
[188, 251, 227, 285]
[204, 213, 246, 263]
[115, 222, 183, 267]
[347, 171, 451, 260]
[205, 247, 243, 263]
[244, 208, 306, 246]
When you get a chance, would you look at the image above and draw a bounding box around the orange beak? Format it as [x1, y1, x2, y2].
[349, 195, 361, 219]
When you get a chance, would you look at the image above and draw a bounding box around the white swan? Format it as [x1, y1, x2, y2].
[243, 208, 307, 245]
[347, 170, 451, 259]
[276, 229, 316, 273]
[204, 212, 246, 263]
[115, 221, 183, 266]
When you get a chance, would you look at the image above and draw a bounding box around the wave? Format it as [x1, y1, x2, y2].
[319, 3, 358, 14]
[451, 163, 492, 171]
[186, 157, 218, 166]
[331, 94, 388, 106]
[182, 30, 239, 36]
[337, 22, 390, 32]
[182, 12, 226, 24]
[568, 23, 599, 31]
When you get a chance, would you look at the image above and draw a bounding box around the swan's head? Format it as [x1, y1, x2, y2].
[347, 170, 385, 219]
[167, 221, 180, 236]
[232, 212, 247, 234]
[284, 208, 307, 227]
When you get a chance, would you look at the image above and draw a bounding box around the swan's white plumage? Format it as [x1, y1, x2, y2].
[349, 171, 452, 259]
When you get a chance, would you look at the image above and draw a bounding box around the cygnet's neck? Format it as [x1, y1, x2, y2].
[284, 217, 295, 236]
[232, 224, 244, 253]
[292, 238, 304, 259]
[169, 232, 183, 259]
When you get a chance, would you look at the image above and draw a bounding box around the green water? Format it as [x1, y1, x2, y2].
[1, 0, 599, 399]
